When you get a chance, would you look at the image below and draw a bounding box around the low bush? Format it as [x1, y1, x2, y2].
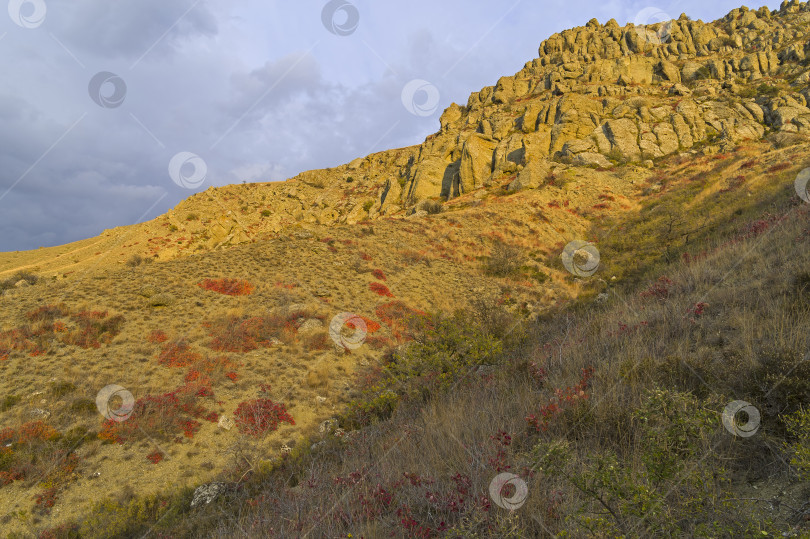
[0, 271, 39, 291]
[98, 383, 217, 444]
[421, 200, 443, 215]
[157, 339, 202, 368]
[0, 421, 79, 491]
[203, 313, 301, 352]
[369, 282, 394, 297]
[483, 241, 524, 277]
[198, 278, 255, 296]
[0, 305, 124, 359]
[233, 385, 295, 437]
[374, 301, 426, 341]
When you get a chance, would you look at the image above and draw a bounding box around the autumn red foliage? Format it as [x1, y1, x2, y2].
[157, 339, 202, 367]
[0, 305, 124, 360]
[98, 383, 217, 444]
[204, 313, 302, 352]
[369, 282, 394, 297]
[234, 390, 295, 437]
[374, 301, 426, 340]
[147, 330, 168, 344]
[525, 366, 594, 432]
[198, 278, 255, 296]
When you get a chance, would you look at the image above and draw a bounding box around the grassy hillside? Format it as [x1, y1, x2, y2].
[10, 138, 807, 538]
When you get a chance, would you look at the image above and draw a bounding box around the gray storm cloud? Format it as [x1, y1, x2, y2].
[0, 0, 780, 251]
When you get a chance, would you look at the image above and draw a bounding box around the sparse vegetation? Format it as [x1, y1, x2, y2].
[483, 241, 525, 277]
[197, 278, 255, 296]
[0, 270, 38, 291]
[3, 7, 810, 535]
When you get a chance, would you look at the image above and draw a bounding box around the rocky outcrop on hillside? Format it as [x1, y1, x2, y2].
[99, 2, 810, 257]
[400, 1, 810, 202]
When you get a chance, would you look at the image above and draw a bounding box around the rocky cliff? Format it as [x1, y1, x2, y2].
[3, 1, 809, 275]
[400, 1, 810, 202]
[150, 0, 810, 248]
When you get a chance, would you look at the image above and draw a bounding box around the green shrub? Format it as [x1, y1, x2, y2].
[0, 271, 39, 291]
[421, 200, 442, 214]
[69, 398, 98, 415]
[50, 381, 77, 398]
[390, 311, 503, 394]
[483, 241, 524, 277]
[127, 255, 144, 267]
[534, 389, 731, 537]
[0, 395, 21, 412]
[784, 407, 810, 479]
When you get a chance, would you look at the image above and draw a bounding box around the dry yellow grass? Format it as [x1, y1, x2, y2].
[0, 139, 807, 535]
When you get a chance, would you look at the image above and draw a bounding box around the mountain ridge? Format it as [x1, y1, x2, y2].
[0, 3, 808, 535]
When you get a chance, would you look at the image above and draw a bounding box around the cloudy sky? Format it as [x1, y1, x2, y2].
[0, 0, 780, 251]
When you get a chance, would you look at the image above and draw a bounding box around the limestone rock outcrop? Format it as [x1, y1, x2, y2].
[149, 1, 810, 255]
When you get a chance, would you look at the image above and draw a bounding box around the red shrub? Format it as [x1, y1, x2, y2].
[372, 269, 387, 281]
[685, 302, 708, 321]
[234, 396, 295, 437]
[204, 314, 297, 352]
[4, 306, 123, 355]
[198, 278, 255, 296]
[374, 301, 426, 341]
[348, 316, 381, 334]
[0, 422, 71, 489]
[17, 421, 60, 444]
[33, 487, 58, 513]
[359, 252, 372, 261]
[63, 311, 125, 349]
[38, 524, 81, 539]
[98, 383, 215, 443]
[767, 162, 791, 173]
[147, 330, 168, 344]
[0, 326, 48, 359]
[184, 355, 239, 385]
[640, 276, 674, 301]
[157, 340, 202, 367]
[25, 304, 69, 322]
[274, 281, 299, 290]
[526, 366, 594, 432]
[719, 175, 746, 193]
[146, 451, 163, 464]
[369, 282, 394, 297]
